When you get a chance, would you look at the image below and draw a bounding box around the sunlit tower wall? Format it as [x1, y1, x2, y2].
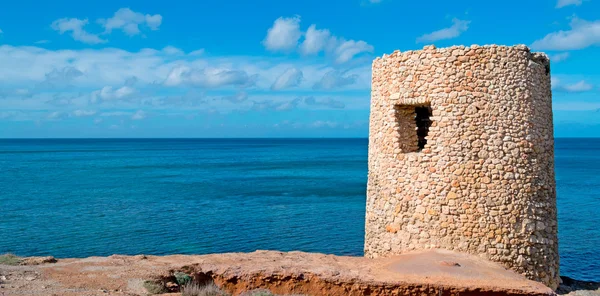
[364, 44, 559, 289]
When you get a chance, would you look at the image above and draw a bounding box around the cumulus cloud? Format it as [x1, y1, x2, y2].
[300, 25, 333, 55]
[299, 24, 373, 63]
[0, 44, 372, 94]
[164, 66, 257, 88]
[313, 70, 358, 90]
[51, 18, 106, 44]
[263, 16, 302, 52]
[271, 68, 303, 90]
[51, 8, 161, 44]
[91, 86, 136, 103]
[252, 98, 301, 111]
[98, 8, 162, 36]
[556, 0, 582, 8]
[333, 40, 374, 63]
[552, 78, 593, 92]
[0, 44, 372, 127]
[266, 17, 373, 63]
[304, 97, 345, 109]
[72, 110, 97, 117]
[416, 18, 470, 43]
[531, 17, 600, 51]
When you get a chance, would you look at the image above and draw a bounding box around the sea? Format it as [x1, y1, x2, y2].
[0, 138, 598, 281]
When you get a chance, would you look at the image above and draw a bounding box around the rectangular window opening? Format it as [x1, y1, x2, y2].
[394, 104, 432, 153]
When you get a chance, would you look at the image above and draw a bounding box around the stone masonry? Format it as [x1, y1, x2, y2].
[364, 45, 559, 289]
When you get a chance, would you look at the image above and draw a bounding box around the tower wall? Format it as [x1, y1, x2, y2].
[365, 45, 558, 289]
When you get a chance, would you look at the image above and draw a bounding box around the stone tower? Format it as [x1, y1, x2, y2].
[365, 45, 558, 289]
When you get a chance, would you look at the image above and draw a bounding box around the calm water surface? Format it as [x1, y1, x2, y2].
[0, 138, 598, 281]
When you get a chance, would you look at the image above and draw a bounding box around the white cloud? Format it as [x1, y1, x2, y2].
[531, 17, 600, 51]
[300, 25, 332, 55]
[164, 66, 257, 88]
[271, 68, 303, 90]
[552, 78, 593, 92]
[298, 24, 373, 63]
[333, 40, 374, 63]
[0, 44, 372, 123]
[0, 29, 3, 34]
[98, 8, 162, 36]
[0, 45, 371, 92]
[313, 70, 358, 90]
[263, 16, 302, 52]
[550, 52, 570, 62]
[72, 110, 97, 117]
[51, 18, 107, 44]
[416, 18, 470, 43]
[556, 0, 582, 8]
[91, 86, 135, 103]
[131, 110, 146, 120]
[35, 40, 50, 44]
[265, 16, 373, 63]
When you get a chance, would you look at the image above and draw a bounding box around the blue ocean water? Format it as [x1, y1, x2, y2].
[0, 138, 598, 281]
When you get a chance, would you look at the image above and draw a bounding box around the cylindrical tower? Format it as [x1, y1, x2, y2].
[365, 44, 558, 289]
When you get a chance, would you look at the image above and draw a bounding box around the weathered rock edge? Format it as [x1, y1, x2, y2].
[1, 249, 555, 296]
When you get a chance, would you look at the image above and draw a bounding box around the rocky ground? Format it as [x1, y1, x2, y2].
[0, 250, 596, 296]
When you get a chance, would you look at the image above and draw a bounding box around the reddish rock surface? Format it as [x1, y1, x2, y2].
[0, 249, 556, 295]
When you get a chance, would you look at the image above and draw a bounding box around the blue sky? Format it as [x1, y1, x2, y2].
[0, 0, 599, 138]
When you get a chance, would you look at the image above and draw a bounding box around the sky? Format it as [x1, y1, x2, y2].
[0, 0, 599, 138]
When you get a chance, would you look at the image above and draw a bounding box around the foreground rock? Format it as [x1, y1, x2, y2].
[0, 249, 582, 295]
